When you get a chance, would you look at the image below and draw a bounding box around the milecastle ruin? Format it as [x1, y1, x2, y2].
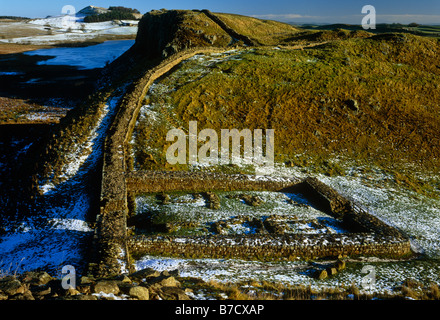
[86, 10, 414, 278]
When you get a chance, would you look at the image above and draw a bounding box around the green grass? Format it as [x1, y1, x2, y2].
[131, 33, 440, 198]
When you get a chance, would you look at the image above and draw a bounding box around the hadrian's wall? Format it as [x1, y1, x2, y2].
[298, 177, 353, 218]
[89, 45, 414, 278]
[200, 10, 258, 46]
[300, 177, 407, 238]
[90, 47, 232, 278]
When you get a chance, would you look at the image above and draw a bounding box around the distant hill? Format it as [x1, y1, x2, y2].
[0, 16, 30, 20]
[78, 5, 110, 16]
[79, 5, 142, 22]
[300, 23, 440, 38]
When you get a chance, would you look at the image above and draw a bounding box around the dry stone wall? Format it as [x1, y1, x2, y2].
[90, 47, 233, 278]
[126, 170, 300, 193]
[298, 177, 353, 218]
[128, 233, 412, 261]
[125, 173, 413, 263]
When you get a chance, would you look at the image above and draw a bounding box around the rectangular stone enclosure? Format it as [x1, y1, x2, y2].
[125, 174, 413, 262]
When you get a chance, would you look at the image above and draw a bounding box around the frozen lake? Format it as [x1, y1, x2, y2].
[24, 39, 135, 70]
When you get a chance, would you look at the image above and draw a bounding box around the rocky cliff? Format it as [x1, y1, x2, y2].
[133, 9, 232, 59]
[99, 9, 234, 85]
[102, 8, 299, 84]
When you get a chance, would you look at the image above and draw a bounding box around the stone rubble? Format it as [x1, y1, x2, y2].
[0, 269, 191, 301]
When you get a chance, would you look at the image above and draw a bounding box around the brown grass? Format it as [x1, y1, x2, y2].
[180, 277, 440, 300]
[0, 33, 135, 54]
[0, 21, 48, 39]
[0, 97, 68, 124]
[0, 43, 52, 54]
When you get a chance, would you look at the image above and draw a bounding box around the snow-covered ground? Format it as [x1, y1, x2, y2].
[133, 165, 440, 293]
[136, 255, 440, 295]
[0, 29, 137, 45]
[135, 191, 322, 224]
[0, 16, 138, 45]
[27, 14, 139, 32]
[0, 87, 127, 275]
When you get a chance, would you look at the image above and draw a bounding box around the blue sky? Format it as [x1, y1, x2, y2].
[1, 0, 440, 24]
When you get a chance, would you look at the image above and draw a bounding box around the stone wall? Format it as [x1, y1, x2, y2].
[126, 170, 300, 193]
[124, 173, 413, 263]
[296, 177, 406, 238]
[296, 177, 353, 218]
[127, 233, 412, 261]
[343, 204, 405, 238]
[91, 47, 231, 278]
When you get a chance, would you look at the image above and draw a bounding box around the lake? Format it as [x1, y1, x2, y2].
[24, 39, 135, 70]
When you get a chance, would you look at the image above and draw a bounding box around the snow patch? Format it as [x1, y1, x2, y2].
[0, 87, 129, 275]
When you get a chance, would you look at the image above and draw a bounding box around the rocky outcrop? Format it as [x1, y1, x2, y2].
[134, 9, 181, 59]
[204, 191, 221, 210]
[133, 9, 232, 59]
[0, 269, 192, 300]
[312, 258, 346, 280]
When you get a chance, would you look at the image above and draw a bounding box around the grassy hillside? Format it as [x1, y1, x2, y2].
[133, 9, 302, 59]
[134, 10, 232, 58]
[214, 12, 299, 45]
[131, 32, 440, 197]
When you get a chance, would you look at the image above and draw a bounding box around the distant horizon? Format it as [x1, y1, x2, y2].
[1, 1, 439, 25]
[2, 13, 440, 27]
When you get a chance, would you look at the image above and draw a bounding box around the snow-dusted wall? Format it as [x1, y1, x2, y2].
[127, 233, 412, 261]
[92, 47, 227, 278]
